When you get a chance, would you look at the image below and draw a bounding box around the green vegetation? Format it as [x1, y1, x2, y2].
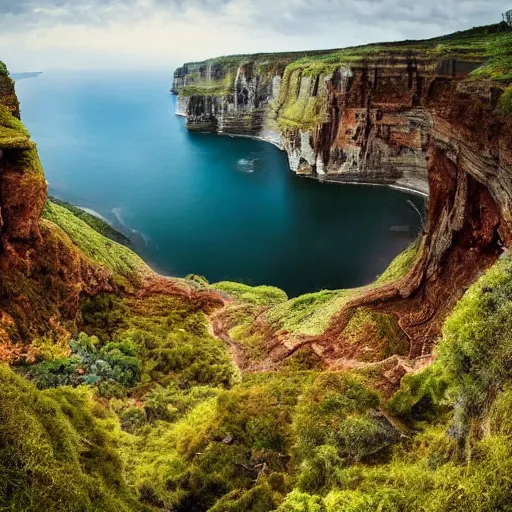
[376, 239, 422, 284]
[43, 201, 145, 278]
[4, 22, 512, 511]
[498, 85, 512, 115]
[266, 289, 356, 336]
[239, 236, 418, 343]
[24, 332, 141, 391]
[4, 249, 512, 511]
[438, 254, 512, 439]
[48, 197, 131, 246]
[176, 22, 512, 124]
[212, 281, 288, 306]
[468, 26, 512, 81]
[0, 104, 32, 149]
[0, 60, 7, 76]
[0, 365, 140, 511]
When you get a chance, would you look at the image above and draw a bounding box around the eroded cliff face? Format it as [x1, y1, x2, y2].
[174, 24, 512, 367]
[173, 25, 511, 198]
[0, 70, 114, 358]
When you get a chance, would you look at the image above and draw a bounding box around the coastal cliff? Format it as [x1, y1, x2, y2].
[173, 23, 512, 196]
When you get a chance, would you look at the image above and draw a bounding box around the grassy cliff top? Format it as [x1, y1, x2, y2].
[179, 22, 512, 81]
[0, 104, 32, 149]
[0, 60, 7, 76]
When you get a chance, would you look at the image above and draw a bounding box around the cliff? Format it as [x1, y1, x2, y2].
[173, 23, 512, 195]
[0, 66, 220, 361]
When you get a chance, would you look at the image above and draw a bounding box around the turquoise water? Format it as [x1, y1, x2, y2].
[15, 71, 425, 297]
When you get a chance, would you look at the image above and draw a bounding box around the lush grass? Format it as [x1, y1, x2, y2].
[0, 365, 140, 511]
[266, 289, 357, 336]
[42, 201, 145, 279]
[469, 28, 512, 81]
[212, 281, 288, 306]
[48, 197, 131, 246]
[0, 104, 32, 149]
[263, 239, 421, 338]
[9, 252, 512, 511]
[437, 253, 512, 439]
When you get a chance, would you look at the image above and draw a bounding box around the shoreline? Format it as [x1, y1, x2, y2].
[175, 109, 429, 198]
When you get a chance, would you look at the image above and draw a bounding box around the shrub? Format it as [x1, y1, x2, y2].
[388, 365, 450, 421]
[276, 490, 326, 512]
[120, 407, 147, 433]
[25, 332, 141, 390]
[293, 373, 381, 458]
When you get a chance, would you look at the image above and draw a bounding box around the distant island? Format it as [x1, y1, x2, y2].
[10, 71, 42, 81]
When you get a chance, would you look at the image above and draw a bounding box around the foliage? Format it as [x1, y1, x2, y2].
[498, 85, 512, 116]
[143, 383, 221, 423]
[469, 27, 512, 81]
[0, 104, 32, 149]
[48, 197, 131, 246]
[438, 255, 512, 438]
[266, 289, 356, 336]
[292, 373, 398, 493]
[276, 490, 326, 512]
[24, 332, 141, 391]
[0, 60, 7, 76]
[207, 481, 283, 512]
[81, 293, 128, 339]
[123, 373, 309, 511]
[388, 365, 450, 421]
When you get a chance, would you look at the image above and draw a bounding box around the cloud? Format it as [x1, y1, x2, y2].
[0, 0, 509, 70]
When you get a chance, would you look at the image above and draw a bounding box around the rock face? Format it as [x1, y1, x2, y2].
[173, 24, 512, 360]
[0, 71, 113, 357]
[172, 25, 510, 198]
[173, 54, 465, 194]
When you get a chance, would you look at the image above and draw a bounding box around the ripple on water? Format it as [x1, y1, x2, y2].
[236, 157, 262, 173]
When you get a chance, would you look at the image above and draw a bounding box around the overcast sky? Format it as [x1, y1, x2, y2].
[0, 0, 510, 72]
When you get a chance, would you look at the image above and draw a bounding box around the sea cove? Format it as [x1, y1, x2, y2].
[16, 70, 424, 297]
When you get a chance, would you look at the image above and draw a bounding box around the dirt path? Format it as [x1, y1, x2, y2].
[209, 305, 249, 373]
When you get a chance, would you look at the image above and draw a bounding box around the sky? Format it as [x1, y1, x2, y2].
[0, 0, 510, 72]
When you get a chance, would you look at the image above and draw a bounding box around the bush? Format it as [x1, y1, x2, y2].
[293, 373, 381, 458]
[388, 365, 449, 421]
[25, 332, 141, 390]
[120, 407, 147, 433]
